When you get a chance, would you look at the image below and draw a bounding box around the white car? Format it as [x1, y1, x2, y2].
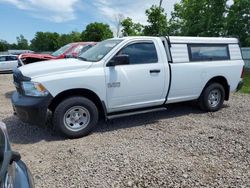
[11, 36, 244, 138]
[0, 55, 18, 73]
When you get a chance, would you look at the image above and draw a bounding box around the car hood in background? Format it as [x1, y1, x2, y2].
[19, 59, 93, 78]
[19, 53, 56, 60]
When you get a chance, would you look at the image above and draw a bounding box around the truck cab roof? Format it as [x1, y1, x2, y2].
[168, 36, 239, 44]
[118, 36, 239, 44]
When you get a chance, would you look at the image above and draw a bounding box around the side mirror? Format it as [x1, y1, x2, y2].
[107, 55, 129, 67]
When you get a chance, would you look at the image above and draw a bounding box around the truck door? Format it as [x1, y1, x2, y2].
[105, 40, 167, 112]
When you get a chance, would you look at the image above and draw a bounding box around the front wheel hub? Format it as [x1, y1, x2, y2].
[63, 106, 90, 132]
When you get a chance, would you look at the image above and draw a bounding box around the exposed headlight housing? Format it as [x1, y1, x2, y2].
[22, 82, 49, 97]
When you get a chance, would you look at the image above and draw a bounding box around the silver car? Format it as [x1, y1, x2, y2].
[0, 55, 19, 73]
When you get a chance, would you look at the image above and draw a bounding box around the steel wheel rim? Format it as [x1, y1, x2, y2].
[63, 106, 90, 132]
[208, 89, 221, 108]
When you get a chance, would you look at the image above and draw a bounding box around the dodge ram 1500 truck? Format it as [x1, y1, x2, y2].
[11, 36, 244, 138]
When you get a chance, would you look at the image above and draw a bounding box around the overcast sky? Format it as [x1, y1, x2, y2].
[0, 0, 180, 43]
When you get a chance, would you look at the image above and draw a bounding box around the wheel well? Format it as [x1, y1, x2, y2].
[203, 76, 230, 101]
[49, 89, 105, 118]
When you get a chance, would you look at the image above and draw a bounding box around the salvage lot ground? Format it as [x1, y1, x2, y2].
[0, 73, 250, 188]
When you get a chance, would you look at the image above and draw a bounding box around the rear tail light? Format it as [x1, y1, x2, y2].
[241, 67, 244, 78]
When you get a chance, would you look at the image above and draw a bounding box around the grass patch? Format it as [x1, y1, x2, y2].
[241, 69, 250, 94]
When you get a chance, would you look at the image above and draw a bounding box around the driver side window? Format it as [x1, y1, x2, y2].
[119, 42, 158, 65]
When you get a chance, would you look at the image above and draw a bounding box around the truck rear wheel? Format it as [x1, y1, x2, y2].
[53, 96, 98, 138]
[199, 83, 225, 112]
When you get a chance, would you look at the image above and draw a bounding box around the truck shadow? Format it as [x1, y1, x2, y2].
[3, 116, 64, 144]
[2, 102, 230, 145]
[94, 102, 208, 133]
[5, 91, 15, 99]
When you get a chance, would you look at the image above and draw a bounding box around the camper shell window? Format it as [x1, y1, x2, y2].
[188, 44, 230, 61]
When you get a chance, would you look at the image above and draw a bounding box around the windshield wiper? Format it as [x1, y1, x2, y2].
[77, 57, 88, 61]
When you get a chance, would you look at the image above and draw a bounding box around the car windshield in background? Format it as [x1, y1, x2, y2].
[80, 45, 93, 54]
[79, 39, 123, 62]
[51, 44, 72, 57]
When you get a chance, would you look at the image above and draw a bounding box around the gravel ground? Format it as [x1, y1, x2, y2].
[0, 73, 250, 188]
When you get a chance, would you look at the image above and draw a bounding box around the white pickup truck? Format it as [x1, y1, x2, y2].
[11, 36, 244, 138]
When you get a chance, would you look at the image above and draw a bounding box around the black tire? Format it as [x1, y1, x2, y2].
[53, 96, 98, 138]
[199, 83, 225, 112]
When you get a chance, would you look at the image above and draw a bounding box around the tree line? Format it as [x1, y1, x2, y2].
[0, 0, 249, 52]
[121, 0, 249, 46]
[0, 22, 113, 52]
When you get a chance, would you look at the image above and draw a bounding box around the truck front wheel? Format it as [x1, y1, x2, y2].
[53, 96, 99, 138]
[199, 83, 225, 112]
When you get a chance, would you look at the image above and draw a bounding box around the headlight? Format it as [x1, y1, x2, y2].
[22, 82, 49, 97]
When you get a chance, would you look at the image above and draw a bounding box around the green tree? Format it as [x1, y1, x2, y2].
[121, 17, 143, 36]
[168, 4, 185, 36]
[9, 43, 18, 50]
[81, 22, 113, 42]
[0, 40, 9, 51]
[30, 32, 60, 51]
[170, 0, 227, 36]
[30, 32, 46, 51]
[16, 35, 29, 49]
[58, 31, 81, 47]
[226, 0, 250, 47]
[69, 31, 81, 42]
[144, 5, 169, 36]
[58, 34, 72, 47]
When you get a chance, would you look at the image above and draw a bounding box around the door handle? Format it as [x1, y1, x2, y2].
[150, 69, 161, 73]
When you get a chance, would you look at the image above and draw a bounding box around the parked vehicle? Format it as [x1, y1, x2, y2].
[8, 50, 34, 56]
[0, 122, 34, 188]
[0, 55, 20, 73]
[11, 36, 244, 138]
[18, 42, 96, 65]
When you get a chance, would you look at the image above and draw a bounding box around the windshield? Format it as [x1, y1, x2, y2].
[51, 44, 72, 57]
[79, 39, 123, 62]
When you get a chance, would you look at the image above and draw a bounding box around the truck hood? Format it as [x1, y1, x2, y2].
[19, 58, 92, 78]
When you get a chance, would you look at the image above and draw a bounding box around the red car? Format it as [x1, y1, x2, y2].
[19, 42, 96, 64]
